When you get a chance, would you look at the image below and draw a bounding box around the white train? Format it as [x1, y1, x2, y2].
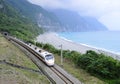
[38, 50, 54, 66]
[8, 36, 55, 66]
[28, 43, 55, 66]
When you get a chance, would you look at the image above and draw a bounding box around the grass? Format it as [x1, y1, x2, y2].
[0, 64, 49, 84]
[54, 54, 107, 84]
[0, 34, 50, 84]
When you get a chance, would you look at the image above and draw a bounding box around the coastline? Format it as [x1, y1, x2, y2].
[36, 32, 120, 60]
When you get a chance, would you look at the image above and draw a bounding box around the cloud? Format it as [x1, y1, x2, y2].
[28, 0, 66, 9]
[99, 12, 120, 30]
[67, 0, 120, 18]
[28, 0, 120, 17]
[28, 0, 120, 30]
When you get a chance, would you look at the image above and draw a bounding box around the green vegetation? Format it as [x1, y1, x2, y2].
[0, 34, 49, 84]
[34, 42, 120, 84]
[0, 0, 43, 41]
[0, 0, 119, 83]
[5, 0, 59, 23]
[3, 0, 62, 32]
[55, 54, 105, 84]
[0, 64, 49, 84]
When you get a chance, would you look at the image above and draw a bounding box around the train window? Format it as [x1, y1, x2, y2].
[39, 50, 42, 52]
[45, 55, 53, 60]
[35, 47, 37, 50]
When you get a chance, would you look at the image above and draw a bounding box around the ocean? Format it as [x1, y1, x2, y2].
[58, 31, 120, 54]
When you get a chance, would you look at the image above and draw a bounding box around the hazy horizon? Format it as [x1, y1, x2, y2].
[28, 0, 120, 31]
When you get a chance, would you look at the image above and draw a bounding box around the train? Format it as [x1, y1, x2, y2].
[7, 35, 55, 66]
[38, 50, 54, 66]
[30, 44, 55, 66]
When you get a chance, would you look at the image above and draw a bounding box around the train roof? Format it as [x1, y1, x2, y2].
[39, 51, 53, 58]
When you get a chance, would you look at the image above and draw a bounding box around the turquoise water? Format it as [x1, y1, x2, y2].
[58, 31, 120, 53]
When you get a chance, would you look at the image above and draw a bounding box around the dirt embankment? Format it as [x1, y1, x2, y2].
[0, 34, 49, 84]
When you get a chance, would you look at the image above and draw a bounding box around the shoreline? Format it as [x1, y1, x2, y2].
[36, 32, 120, 60]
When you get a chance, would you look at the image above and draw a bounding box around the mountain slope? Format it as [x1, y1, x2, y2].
[0, 0, 43, 41]
[52, 9, 108, 32]
[0, 0, 108, 34]
[83, 17, 108, 31]
[6, 0, 63, 32]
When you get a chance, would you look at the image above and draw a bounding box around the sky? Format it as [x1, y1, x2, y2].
[28, 0, 120, 30]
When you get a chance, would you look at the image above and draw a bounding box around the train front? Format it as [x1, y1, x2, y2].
[45, 54, 54, 66]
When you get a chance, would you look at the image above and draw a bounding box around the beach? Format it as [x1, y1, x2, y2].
[37, 32, 120, 60]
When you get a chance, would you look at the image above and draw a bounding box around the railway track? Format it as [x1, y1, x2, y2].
[50, 67, 74, 84]
[5, 36, 82, 84]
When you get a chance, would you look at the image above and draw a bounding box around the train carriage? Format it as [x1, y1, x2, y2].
[8, 36, 55, 66]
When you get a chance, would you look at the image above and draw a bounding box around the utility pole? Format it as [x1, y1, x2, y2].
[60, 44, 63, 66]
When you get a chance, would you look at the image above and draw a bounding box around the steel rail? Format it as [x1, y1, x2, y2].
[50, 67, 74, 84]
[8, 36, 76, 84]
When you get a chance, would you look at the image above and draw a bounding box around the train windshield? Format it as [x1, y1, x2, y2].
[45, 55, 54, 60]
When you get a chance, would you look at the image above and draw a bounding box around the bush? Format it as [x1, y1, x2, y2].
[78, 50, 120, 79]
[36, 42, 43, 48]
[35, 42, 120, 82]
[108, 79, 120, 84]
